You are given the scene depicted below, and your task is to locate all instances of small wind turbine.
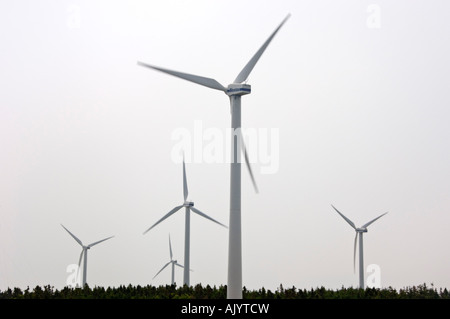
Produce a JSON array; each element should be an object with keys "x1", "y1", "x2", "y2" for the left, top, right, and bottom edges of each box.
[
  {"x1": 331, "y1": 205, "x2": 387, "y2": 289},
  {"x1": 138, "y1": 14, "x2": 290, "y2": 299},
  {"x1": 152, "y1": 234, "x2": 186, "y2": 285},
  {"x1": 143, "y1": 158, "x2": 227, "y2": 287},
  {"x1": 61, "y1": 224, "x2": 114, "y2": 287}
]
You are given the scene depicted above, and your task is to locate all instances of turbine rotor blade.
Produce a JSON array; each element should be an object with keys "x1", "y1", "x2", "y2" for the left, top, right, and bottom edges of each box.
[
  {"x1": 143, "y1": 205, "x2": 184, "y2": 235},
  {"x1": 169, "y1": 234, "x2": 173, "y2": 260},
  {"x1": 331, "y1": 205, "x2": 356, "y2": 229},
  {"x1": 61, "y1": 224, "x2": 83, "y2": 247},
  {"x1": 234, "y1": 14, "x2": 291, "y2": 84},
  {"x1": 76, "y1": 247, "x2": 85, "y2": 284},
  {"x1": 137, "y1": 62, "x2": 227, "y2": 92},
  {"x1": 87, "y1": 235, "x2": 114, "y2": 248},
  {"x1": 240, "y1": 135, "x2": 259, "y2": 194},
  {"x1": 354, "y1": 232, "x2": 358, "y2": 273},
  {"x1": 183, "y1": 158, "x2": 188, "y2": 202},
  {"x1": 190, "y1": 206, "x2": 228, "y2": 229},
  {"x1": 361, "y1": 212, "x2": 388, "y2": 229},
  {"x1": 77, "y1": 250, "x2": 84, "y2": 269},
  {"x1": 153, "y1": 262, "x2": 171, "y2": 280},
  {"x1": 175, "y1": 263, "x2": 184, "y2": 268}
]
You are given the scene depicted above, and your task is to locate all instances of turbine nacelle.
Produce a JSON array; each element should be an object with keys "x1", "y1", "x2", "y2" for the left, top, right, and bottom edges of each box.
[
  {"x1": 184, "y1": 201, "x2": 194, "y2": 207},
  {"x1": 356, "y1": 228, "x2": 368, "y2": 233},
  {"x1": 226, "y1": 83, "x2": 251, "y2": 96}
]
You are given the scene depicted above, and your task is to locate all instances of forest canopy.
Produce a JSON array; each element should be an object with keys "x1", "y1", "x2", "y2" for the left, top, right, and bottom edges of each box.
[{"x1": 0, "y1": 283, "x2": 448, "y2": 299}]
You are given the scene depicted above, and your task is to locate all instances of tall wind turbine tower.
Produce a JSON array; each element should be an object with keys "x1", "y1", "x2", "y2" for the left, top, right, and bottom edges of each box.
[
  {"x1": 138, "y1": 14, "x2": 290, "y2": 299},
  {"x1": 331, "y1": 205, "x2": 387, "y2": 289}
]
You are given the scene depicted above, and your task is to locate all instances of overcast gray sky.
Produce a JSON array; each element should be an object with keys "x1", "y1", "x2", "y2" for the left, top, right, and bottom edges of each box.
[{"x1": 1, "y1": 0, "x2": 450, "y2": 292}]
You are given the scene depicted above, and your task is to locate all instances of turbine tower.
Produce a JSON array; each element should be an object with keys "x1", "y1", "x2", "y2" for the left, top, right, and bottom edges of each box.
[
  {"x1": 143, "y1": 158, "x2": 227, "y2": 287},
  {"x1": 331, "y1": 205, "x2": 387, "y2": 289},
  {"x1": 153, "y1": 234, "x2": 186, "y2": 285},
  {"x1": 138, "y1": 14, "x2": 290, "y2": 299},
  {"x1": 61, "y1": 224, "x2": 114, "y2": 287}
]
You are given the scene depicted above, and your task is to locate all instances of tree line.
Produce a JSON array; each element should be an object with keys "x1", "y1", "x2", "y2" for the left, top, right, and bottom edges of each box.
[{"x1": 0, "y1": 283, "x2": 448, "y2": 299}]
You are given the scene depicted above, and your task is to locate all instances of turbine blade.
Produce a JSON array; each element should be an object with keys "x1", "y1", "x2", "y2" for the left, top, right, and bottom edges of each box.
[
  {"x1": 190, "y1": 206, "x2": 228, "y2": 229},
  {"x1": 331, "y1": 205, "x2": 356, "y2": 229},
  {"x1": 183, "y1": 158, "x2": 188, "y2": 202},
  {"x1": 175, "y1": 263, "x2": 184, "y2": 268},
  {"x1": 354, "y1": 232, "x2": 358, "y2": 274},
  {"x1": 76, "y1": 248, "x2": 84, "y2": 286},
  {"x1": 234, "y1": 14, "x2": 291, "y2": 83},
  {"x1": 153, "y1": 262, "x2": 171, "y2": 280},
  {"x1": 361, "y1": 212, "x2": 388, "y2": 229},
  {"x1": 77, "y1": 249, "x2": 84, "y2": 274},
  {"x1": 143, "y1": 205, "x2": 184, "y2": 235},
  {"x1": 87, "y1": 235, "x2": 114, "y2": 248},
  {"x1": 169, "y1": 234, "x2": 173, "y2": 260},
  {"x1": 61, "y1": 224, "x2": 83, "y2": 247},
  {"x1": 240, "y1": 135, "x2": 259, "y2": 194},
  {"x1": 137, "y1": 61, "x2": 227, "y2": 92}
]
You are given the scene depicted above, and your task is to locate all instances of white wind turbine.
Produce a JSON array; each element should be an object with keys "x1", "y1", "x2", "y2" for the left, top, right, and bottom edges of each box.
[
  {"x1": 331, "y1": 205, "x2": 387, "y2": 289},
  {"x1": 153, "y1": 234, "x2": 186, "y2": 285},
  {"x1": 143, "y1": 158, "x2": 227, "y2": 287},
  {"x1": 61, "y1": 224, "x2": 114, "y2": 287},
  {"x1": 138, "y1": 14, "x2": 290, "y2": 299}
]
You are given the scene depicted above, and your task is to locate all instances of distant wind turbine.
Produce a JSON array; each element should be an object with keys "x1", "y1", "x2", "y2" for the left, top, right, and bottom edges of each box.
[
  {"x1": 138, "y1": 14, "x2": 290, "y2": 299},
  {"x1": 331, "y1": 205, "x2": 387, "y2": 289},
  {"x1": 143, "y1": 158, "x2": 227, "y2": 287},
  {"x1": 61, "y1": 224, "x2": 114, "y2": 287},
  {"x1": 153, "y1": 234, "x2": 187, "y2": 285}
]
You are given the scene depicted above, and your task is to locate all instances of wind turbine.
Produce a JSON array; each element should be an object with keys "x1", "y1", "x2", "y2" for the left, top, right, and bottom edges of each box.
[
  {"x1": 61, "y1": 224, "x2": 114, "y2": 287},
  {"x1": 331, "y1": 205, "x2": 387, "y2": 289},
  {"x1": 138, "y1": 14, "x2": 290, "y2": 299},
  {"x1": 143, "y1": 158, "x2": 227, "y2": 287},
  {"x1": 153, "y1": 234, "x2": 186, "y2": 285}
]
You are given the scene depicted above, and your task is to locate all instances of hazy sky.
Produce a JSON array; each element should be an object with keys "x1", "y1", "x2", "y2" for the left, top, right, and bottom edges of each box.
[{"x1": 1, "y1": 0, "x2": 450, "y2": 292}]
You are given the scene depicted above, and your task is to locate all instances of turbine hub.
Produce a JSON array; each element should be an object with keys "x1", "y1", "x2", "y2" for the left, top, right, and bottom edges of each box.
[{"x1": 226, "y1": 83, "x2": 251, "y2": 96}]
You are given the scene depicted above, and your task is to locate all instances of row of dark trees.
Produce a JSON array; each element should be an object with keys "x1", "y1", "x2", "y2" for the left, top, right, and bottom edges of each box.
[{"x1": 0, "y1": 283, "x2": 449, "y2": 299}]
